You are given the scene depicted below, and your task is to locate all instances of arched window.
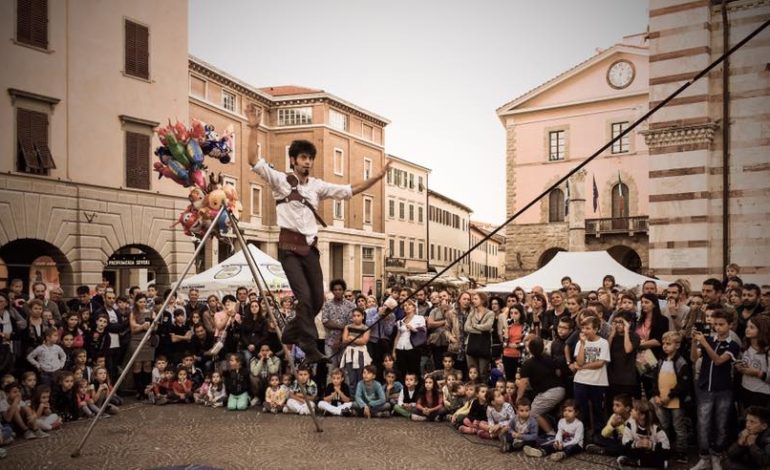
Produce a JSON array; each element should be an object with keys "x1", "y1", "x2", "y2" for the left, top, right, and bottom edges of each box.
[
  {"x1": 611, "y1": 183, "x2": 629, "y2": 218},
  {"x1": 548, "y1": 188, "x2": 565, "y2": 222}
]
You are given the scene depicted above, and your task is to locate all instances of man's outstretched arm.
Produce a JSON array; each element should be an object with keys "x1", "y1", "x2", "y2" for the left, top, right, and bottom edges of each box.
[
  {"x1": 351, "y1": 160, "x2": 391, "y2": 195},
  {"x1": 246, "y1": 103, "x2": 263, "y2": 168}
]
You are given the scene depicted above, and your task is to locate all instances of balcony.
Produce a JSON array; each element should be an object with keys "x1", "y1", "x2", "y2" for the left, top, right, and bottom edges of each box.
[{"x1": 585, "y1": 216, "x2": 648, "y2": 237}]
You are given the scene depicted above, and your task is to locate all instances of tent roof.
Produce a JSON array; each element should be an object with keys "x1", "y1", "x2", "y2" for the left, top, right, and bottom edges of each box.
[
  {"x1": 179, "y1": 245, "x2": 290, "y2": 296},
  {"x1": 479, "y1": 250, "x2": 669, "y2": 293}
]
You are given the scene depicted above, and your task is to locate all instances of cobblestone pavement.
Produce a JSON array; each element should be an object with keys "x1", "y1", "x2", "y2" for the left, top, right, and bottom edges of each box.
[{"x1": 1, "y1": 401, "x2": 657, "y2": 470}]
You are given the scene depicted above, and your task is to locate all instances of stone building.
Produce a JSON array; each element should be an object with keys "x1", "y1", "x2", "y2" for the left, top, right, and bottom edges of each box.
[
  {"x1": 469, "y1": 222, "x2": 505, "y2": 284},
  {"x1": 0, "y1": 0, "x2": 389, "y2": 297},
  {"x1": 189, "y1": 58, "x2": 389, "y2": 295},
  {"x1": 383, "y1": 154, "x2": 430, "y2": 283},
  {"x1": 0, "y1": 0, "x2": 191, "y2": 295},
  {"x1": 497, "y1": 33, "x2": 651, "y2": 280},
  {"x1": 428, "y1": 190, "x2": 472, "y2": 277},
  {"x1": 645, "y1": 0, "x2": 770, "y2": 285}
]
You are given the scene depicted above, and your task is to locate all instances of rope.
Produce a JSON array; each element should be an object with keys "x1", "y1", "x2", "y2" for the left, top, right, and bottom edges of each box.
[{"x1": 325, "y1": 16, "x2": 770, "y2": 364}]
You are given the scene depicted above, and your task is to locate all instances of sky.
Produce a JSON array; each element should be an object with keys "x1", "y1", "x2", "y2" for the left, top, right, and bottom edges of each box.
[{"x1": 189, "y1": 0, "x2": 649, "y2": 225}]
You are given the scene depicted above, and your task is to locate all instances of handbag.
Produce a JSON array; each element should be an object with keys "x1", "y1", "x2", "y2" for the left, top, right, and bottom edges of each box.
[
  {"x1": 427, "y1": 310, "x2": 448, "y2": 347},
  {"x1": 466, "y1": 331, "x2": 492, "y2": 358},
  {"x1": 410, "y1": 327, "x2": 427, "y2": 348}
]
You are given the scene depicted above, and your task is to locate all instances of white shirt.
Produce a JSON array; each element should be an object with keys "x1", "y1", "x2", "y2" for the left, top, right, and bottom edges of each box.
[
  {"x1": 252, "y1": 158, "x2": 353, "y2": 244},
  {"x1": 105, "y1": 305, "x2": 121, "y2": 349},
  {"x1": 573, "y1": 337, "x2": 611, "y2": 386},
  {"x1": 395, "y1": 315, "x2": 426, "y2": 351}
]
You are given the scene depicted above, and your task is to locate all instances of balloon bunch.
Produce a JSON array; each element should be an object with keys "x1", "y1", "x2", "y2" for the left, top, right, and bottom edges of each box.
[{"x1": 154, "y1": 120, "x2": 241, "y2": 241}]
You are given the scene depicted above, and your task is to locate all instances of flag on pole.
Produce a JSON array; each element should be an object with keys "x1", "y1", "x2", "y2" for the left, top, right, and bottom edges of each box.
[
  {"x1": 617, "y1": 171, "x2": 625, "y2": 217},
  {"x1": 592, "y1": 175, "x2": 599, "y2": 213},
  {"x1": 565, "y1": 180, "x2": 570, "y2": 216}
]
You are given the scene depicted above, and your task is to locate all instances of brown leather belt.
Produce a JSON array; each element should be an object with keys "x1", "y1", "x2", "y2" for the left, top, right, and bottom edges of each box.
[{"x1": 278, "y1": 228, "x2": 317, "y2": 256}]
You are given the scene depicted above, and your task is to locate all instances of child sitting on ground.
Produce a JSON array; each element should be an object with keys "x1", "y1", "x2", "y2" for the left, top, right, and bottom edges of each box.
[
  {"x1": 76, "y1": 379, "x2": 100, "y2": 419},
  {"x1": 285, "y1": 366, "x2": 318, "y2": 416},
  {"x1": 3, "y1": 381, "x2": 48, "y2": 439},
  {"x1": 500, "y1": 398, "x2": 538, "y2": 453},
  {"x1": 444, "y1": 382, "x2": 465, "y2": 416},
  {"x1": 725, "y1": 406, "x2": 770, "y2": 470},
  {"x1": 168, "y1": 368, "x2": 194, "y2": 404},
  {"x1": 146, "y1": 356, "x2": 169, "y2": 403},
  {"x1": 263, "y1": 374, "x2": 287, "y2": 414},
  {"x1": 617, "y1": 399, "x2": 670, "y2": 469},
  {"x1": 204, "y1": 371, "x2": 226, "y2": 407},
  {"x1": 91, "y1": 366, "x2": 120, "y2": 414},
  {"x1": 451, "y1": 383, "x2": 477, "y2": 427},
  {"x1": 411, "y1": 375, "x2": 445, "y2": 422},
  {"x1": 393, "y1": 372, "x2": 419, "y2": 418},
  {"x1": 318, "y1": 368, "x2": 353, "y2": 416},
  {"x1": 31, "y1": 385, "x2": 61, "y2": 431},
  {"x1": 383, "y1": 370, "x2": 403, "y2": 409},
  {"x1": 353, "y1": 365, "x2": 389, "y2": 418},
  {"x1": 194, "y1": 374, "x2": 211, "y2": 404},
  {"x1": 586, "y1": 393, "x2": 632, "y2": 456},
  {"x1": 524, "y1": 399, "x2": 584, "y2": 462},
  {"x1": 458, "y1": 384, "x2": 490, "y2": 435},
  {"x1": 483, "y1": 389, "x2": 514, "y2": 439},
  {"x1": 154, "y1": 370, "x2": 175, "y2": 406},
  {"x1": 51, "y1": 371, "x2": 78, "y2": 422}
]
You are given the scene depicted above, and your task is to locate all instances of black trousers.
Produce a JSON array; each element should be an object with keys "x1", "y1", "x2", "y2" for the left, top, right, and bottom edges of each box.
[{"x1": 278, "y1": 247, "x2": 325, "y2": 349}]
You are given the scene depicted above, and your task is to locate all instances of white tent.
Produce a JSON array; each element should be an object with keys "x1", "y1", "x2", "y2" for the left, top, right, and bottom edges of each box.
[
  {"x1": 479, "y1": 250, "x2": 669, "y2": 293},
  {"x1": 178, "y1": 245, "x2": 291, "y2": 297}
]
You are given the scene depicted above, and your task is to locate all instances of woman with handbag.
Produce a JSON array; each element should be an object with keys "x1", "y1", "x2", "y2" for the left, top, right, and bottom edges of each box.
[
  {"x1": 427, "y1": 294, "x2": 457, "y2": 370},
  {"x1": 464, "y1": 291, "x2": 495, "y2": 381},
  {"x1": 393, "y1": 299, "x2": 426, "y2": 377},
  {"x1": 636, "y1": 293, "x2": 669, "y2": 397}
]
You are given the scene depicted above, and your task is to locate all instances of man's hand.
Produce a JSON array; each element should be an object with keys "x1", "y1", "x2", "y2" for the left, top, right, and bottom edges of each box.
[
  {"x1": 363, "y1": 405, "x2": 371, "y2": 418},
  {"x1": 245, "y1": 103, "x2": 262, "y2": 128}
]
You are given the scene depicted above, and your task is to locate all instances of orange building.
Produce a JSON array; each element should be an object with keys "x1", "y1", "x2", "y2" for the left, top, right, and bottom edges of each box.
[{"x1": 189, "y1": 57, "x2": 389, "y2": 294}]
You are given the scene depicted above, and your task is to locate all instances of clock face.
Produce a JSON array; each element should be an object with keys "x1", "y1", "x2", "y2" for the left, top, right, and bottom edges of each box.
[{"x1": 607, "y1": 60, "x2": 635, "y2": 89}]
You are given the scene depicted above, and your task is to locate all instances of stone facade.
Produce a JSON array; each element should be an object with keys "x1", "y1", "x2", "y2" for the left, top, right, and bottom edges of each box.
[
  {"x1": 498, "y1": 34, "x2": 651, "y2": 280},
  {"x1": 646, "y1": 0, "x2": 770, "y2": 285}
]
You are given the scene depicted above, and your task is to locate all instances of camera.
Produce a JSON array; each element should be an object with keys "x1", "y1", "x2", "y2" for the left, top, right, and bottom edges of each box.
[{"x1": 695, "y1": 322, "x2": 711, "y2": 336}]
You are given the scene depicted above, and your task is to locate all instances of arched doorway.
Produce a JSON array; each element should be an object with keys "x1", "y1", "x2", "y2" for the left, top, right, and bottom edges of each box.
[
  {"x1": 608, "y1": 245, "x2": 642, "y2": 273},
  {"x1": 538, "y1": 247, "x2": 566, "y2": 268},
  {"x1": 0, "y1": 238, "x2": 74, "y2": 296},
  {"x1": 103, "y1": 244, "x2": 169, "y2": 296}
]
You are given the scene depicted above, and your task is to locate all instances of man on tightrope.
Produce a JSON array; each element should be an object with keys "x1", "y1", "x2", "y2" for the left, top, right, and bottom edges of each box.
[{"x1": 246, "y1": 104, "x2": 390, "y2": 364}]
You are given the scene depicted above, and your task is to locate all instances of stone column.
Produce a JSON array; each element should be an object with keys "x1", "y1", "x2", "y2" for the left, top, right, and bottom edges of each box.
[{"x1": 568, "y1": 169, "x2": 587, "y2": 252}]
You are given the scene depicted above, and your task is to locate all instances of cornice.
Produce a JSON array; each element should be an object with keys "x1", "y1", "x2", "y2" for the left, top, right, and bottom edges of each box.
[{"x1": 641, "y1": 121, "x2": 719, "y2": 148}]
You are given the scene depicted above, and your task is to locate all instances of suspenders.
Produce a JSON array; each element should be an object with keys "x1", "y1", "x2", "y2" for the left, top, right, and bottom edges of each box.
[{"x1": 276, "y1": 174, "x2": 328, "y2": 228}]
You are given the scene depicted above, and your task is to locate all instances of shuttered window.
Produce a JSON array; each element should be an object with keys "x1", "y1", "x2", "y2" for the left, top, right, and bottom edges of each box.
[
  {"x1": 17, "y1": 108, "x2": 54, "y2": 174},
  {"x1": 125, "y1": 20, "x2": 149, "y2": 79},
  {"x1": 17, "y1": 0, "x2": 48, "y2": 49},
  {"x1": 125, "y1": 132, "x2": 150, "y2": 189}
]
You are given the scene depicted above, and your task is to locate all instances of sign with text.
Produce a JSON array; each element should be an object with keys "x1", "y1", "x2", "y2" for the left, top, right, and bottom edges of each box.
[{"x1": 106, "y1": 253, "x2": 151, "y2": 267}]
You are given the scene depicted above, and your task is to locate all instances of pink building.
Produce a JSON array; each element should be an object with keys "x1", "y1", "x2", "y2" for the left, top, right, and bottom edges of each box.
[{"x1": 497, "y1": 33, "x2": 651, "y2": 278}]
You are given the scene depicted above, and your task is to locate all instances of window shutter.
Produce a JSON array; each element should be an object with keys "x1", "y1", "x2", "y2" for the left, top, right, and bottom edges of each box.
[
  {"x1": 135, "y1": 23, "x2": 149, "y2": 79},
  {"x1": 17, "y1": 0, "x2": 48, "y2": 49},
  {"x1": 17, "y1": 109, "x2": 38, "y2": 171},
  {"x1": 125, "y1": 20, "x2": 149, "y2": 79},
  {"x1": 126, "y1": 132, "x2": 150, "y2": 189},
  {"x1": 125, "y1": 20, "x2": 137, "y2": 76},
  {"x1": 29, "y1": 110, "x2": 55, "y2": 169}
]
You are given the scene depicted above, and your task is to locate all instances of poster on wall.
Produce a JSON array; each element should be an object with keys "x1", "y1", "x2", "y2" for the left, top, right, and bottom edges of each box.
[{"x1": 30, "y1": 256, "x2": 60, "y2": 294}]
